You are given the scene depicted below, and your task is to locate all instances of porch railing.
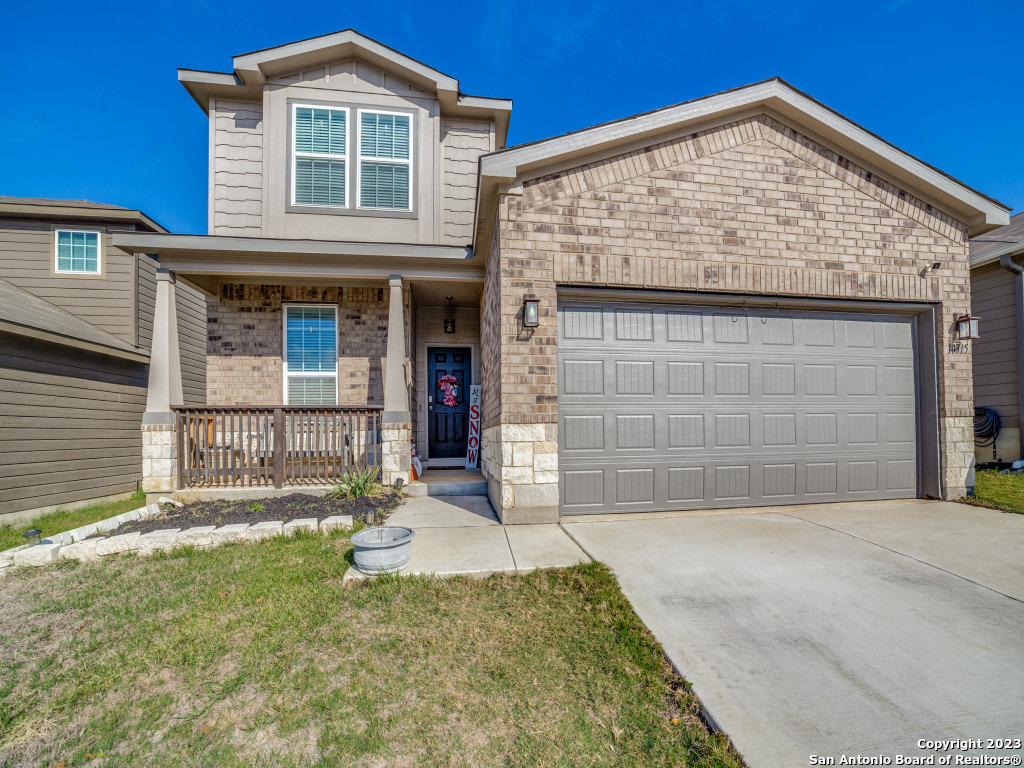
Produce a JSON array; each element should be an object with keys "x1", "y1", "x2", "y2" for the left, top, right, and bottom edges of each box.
[{"x1": 174, "y1": 407, "x2": 383, "y2": 488}]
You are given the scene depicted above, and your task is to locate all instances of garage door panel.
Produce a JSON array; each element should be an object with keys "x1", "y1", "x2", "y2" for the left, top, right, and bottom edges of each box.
[
  {"x1": 559, "y1": 301, "x2": 918, "y2": 514},
  {"x1": 558, "y1": 456, "x2": 917, "y2": 513},
  {"x1": 560, "y1": 408, "x2": 913, "y2": 455}
]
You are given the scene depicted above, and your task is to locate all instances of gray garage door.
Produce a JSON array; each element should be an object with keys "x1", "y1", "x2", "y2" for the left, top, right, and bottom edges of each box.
[{"x1": 557, "y1": 301, "x2": 919, "y2": 514}]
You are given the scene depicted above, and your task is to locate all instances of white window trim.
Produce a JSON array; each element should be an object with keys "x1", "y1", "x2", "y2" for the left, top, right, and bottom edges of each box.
[
  {"x1": 291, "y1": 103, "x2": 350, "y2": 209},
  {"x1": 54, "y1": 229, "x2": 102, "y2": 275},
  {"x1": 356, "y1": 108, "x2": 413, "y2": 212},
  {"x1": 282, "y1": 303, "x2": 340, "y2": 405}
]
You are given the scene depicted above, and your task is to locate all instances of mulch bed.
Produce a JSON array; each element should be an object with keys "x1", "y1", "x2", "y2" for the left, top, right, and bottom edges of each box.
[{"x1": 96, "y1": 492, "x2": 402, "y2": 538}]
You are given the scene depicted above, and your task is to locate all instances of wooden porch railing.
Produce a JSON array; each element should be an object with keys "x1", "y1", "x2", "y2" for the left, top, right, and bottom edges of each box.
[{"x1": 174, "y1": 407, "x2": 383, "y2": 488}]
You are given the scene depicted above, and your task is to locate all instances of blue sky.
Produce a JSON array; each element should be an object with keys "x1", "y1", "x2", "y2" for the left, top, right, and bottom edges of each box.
[{"x1": 1, "y1": 0, "x2": 1020, "y2": 233}]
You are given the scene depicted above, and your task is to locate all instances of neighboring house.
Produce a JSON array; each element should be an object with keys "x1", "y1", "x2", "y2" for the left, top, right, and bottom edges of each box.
[
  {"x1": 115, "y1": 30, "x2": 1009, "y2": 522},
  {"x1": 969, "y1": 212, "x2": 1024, "y2": 462},
  {"x1": 0, "y1": 198, "x2": 206, "y2": 518}
]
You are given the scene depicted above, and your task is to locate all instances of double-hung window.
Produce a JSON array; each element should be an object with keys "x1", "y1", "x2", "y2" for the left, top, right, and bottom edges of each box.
[
  {"x1": 55, "y1": 230, "x2": 101, "y2": 274},
  {"x1": 358, "y1": 110, "x2": 412, "y2": 210},
  {"x1": 284, "y1": 305, "x2": 338, "y2": 405},
  {"x1": 293, "y1": 105, "x2": 348, "y2": 207}
]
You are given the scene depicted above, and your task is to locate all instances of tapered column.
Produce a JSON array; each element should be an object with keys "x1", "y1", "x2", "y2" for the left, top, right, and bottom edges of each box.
[
  {"x1": 141, "y1": 269, "x2": 183, "y2": 496},
  {"x1": 381, "y1": 275, "x2": 411, "y2": 485}
]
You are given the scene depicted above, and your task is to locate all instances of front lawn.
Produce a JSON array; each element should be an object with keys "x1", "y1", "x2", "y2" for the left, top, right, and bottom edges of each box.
[
  {"x1": 0, "y1": 532, "x2": 743, "y2": 767},
  {"x1": 0, "y1": 492, "x2": 147, "y2": 552},
  {"x1": 967, "y1": 469, "x2": 1024, "y2": 515}
]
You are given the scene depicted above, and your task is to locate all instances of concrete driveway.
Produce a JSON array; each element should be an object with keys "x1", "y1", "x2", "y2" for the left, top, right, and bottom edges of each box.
[{"x1": 564, "y1": 500, "x2": 1024, "y2": 767}]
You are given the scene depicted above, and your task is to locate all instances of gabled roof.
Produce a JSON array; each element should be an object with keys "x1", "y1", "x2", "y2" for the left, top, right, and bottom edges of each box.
[
  {"x1": 970, "y1": 211, "x2": 1024, "y2": 268},
  {"x1": 0, "y1": 277, "x2": 148, "y2": 362},
  {"x1": 0, "y1": 197, "x2": 167, "y2": 232},
  {"x1": 476, "y1": 78, "x2": 1010, "y2": 252},
  {"x1": 179, "y1": 29, "x2": 512, "y2": 144}
]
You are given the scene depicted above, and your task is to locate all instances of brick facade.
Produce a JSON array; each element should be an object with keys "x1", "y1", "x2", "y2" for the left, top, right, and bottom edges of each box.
[
  {"x1": 481, "y1": 114, "x2": 974, "y2": 520},
  {"x1": 207, "y1": 284, "x2": 414, "y2": 408}
]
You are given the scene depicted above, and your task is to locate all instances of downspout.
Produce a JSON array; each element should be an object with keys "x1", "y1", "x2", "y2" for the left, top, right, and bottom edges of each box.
[{"x1": 999, "y1": 253, "x2": 1024, "y2": 458}]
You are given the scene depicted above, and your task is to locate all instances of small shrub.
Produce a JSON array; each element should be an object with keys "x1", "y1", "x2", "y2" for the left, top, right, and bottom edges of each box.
[
  {"x1": 248, "y1": 501, "x2": 265, "y2": 513},
  {"x1": 329, "y1": 466, "x2": 384, "y2": 500}
]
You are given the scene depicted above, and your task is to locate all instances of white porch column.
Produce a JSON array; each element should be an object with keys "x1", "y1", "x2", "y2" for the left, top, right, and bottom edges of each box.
[
  {"x1": 142, "y1": 269, "x2": 183, "y2": 496},
  {"x1": 381, "y1": 274, "x2": 411, "y2": 486}
]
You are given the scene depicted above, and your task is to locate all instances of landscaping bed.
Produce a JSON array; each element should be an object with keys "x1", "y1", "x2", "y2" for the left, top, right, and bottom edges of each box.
[
  {"x1": 96, "y1": 491, "x2": 402, "y2": 538},
  {"x1": 0, "y1": 537, "x2": 744, "y2": 767}
]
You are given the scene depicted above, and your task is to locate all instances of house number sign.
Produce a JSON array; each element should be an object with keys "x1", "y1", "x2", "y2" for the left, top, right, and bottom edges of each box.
[
  {"x1": 466, "y1": 385, "x2": 481, "y2": 469},
  {"x1": 948, "y1": 341, "x2": 970, "y2": 354}
]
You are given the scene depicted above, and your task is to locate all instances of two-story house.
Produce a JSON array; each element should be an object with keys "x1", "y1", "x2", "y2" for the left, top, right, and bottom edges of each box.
[
  {"x1": 116, "y1": 29, "x2": 1010, "y2": 523},
  {"x1": 0, "y1": 197, "x2": 206, "y2": 518}
]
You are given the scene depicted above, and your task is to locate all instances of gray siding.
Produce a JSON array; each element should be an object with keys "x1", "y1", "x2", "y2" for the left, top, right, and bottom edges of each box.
[
  {"x1": 971, "y1": 263, "x2": 1019, "y2": 424},
  {"x1": 136, "y1": 254, "x2": 207, "y2": 406},
  {"x1": 212, "y1": 99, "x2": 264, "y2": 236},
  {"x1": 176, "y1": 282, "x2": 207, "y2": 406},
  {"x1": 0, "y1": 332, "x2": 148, "y2": 515},
  {"x1": 0, "y1": 219, "x2": 138, "y2": 346},
  {"x1": 441, "y1": 118, "x2": 491, "y2": 244}
]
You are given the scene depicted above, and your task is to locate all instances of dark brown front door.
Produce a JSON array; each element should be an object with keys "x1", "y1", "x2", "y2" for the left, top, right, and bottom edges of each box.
[{"x1": 428, "y1": 348, "x2": 470, "y2": 460}]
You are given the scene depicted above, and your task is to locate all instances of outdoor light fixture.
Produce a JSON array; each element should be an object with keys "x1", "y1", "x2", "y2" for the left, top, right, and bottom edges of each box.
[
  {"x1": 955, "y1": 313, "x2": 980, "y2": 340},
  {"x1": 22, "y1": 528, "x2": 42, "y2": 546},
  {"x1": 522, "y1": 295, "x2": 539, "y2": 328},
  {"x1": 444, "y1": 296, "x2": 456, "y2": 334},
  {"x1": 920, "y1": 261, "x2": 942, "y2": 275}
]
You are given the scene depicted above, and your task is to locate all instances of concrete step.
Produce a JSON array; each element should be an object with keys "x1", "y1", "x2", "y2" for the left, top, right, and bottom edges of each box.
[{"x1": 406, "y1": 471, "x2": 487, "y2": 497}]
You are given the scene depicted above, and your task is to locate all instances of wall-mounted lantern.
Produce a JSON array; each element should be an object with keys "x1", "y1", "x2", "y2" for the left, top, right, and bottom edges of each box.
[
  {"x1": 444, "y1": 296, "x2": 456, "y2": 334},
  {"x1": 522, "y1": 295, "x2": 539, "y2": 328},
  {"x1": 955, "y1": 313, "x2": 980, "y2": 340}
]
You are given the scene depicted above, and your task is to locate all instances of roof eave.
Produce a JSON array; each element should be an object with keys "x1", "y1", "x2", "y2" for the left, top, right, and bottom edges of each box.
[
  {"x1": 0, "y1": 320, "x2": 150, "y2": 363},
  {"x1": 970, "y1": 240, "x2": 1024, "y2": 269},
  {"x1": 113, "y1": 231, "x2": 472, "y2": 259},
  {"x1": 0, "y1": 201, "x2": 167, "y2": 233},
  {"x1": 231, "y1": 29, "x2": 459, "y2": 96},
  {"x1": 178, "y1": 69, "x2": 257, "y2": 114}
]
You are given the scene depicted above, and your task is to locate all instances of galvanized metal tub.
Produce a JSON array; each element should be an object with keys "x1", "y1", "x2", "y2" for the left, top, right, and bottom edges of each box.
[{"x1": 350, "y1": 526, "x2": 415, "y2": 575}]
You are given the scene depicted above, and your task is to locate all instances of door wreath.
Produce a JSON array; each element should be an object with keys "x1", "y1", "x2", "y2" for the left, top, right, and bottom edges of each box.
[{"x1": 437, "y1": 374, "x2": 460, "y2": 407}]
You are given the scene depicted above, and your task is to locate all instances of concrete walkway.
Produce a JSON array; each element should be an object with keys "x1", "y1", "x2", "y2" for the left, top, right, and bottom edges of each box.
[
  {"x1": 379, "y1": 495, "x2": 589, "y2": 577},
  {"x1": 565, "y1": 500, "x2": 1024, "y2": 767}
]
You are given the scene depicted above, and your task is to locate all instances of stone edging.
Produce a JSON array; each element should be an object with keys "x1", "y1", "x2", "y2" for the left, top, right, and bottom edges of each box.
[{"x1": 1, "y1": 498, "x2": 353, "y2": 572}]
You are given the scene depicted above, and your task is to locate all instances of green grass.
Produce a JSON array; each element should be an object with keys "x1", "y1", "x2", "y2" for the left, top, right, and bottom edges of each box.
[
  {"x1": 967, "y1": 469, "x2": 1024, "y2": 515},
  {"x1": 0, "y1": 490, "x2": 146, "y2": 552},
  {"x1": 0, "y1": 533, "x2": 744, "y2": 767}
]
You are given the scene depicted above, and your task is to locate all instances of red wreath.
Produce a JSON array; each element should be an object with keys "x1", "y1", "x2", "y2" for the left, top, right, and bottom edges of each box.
[{"x1": 437, "y1": 374, "x2": 459, "y2": 407}]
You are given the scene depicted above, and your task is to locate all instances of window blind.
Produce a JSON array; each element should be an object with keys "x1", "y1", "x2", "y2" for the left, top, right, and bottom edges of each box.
[
  {"x1": 360, "y1": 112, "x2": 410, "y2": 159},
  {"x1": 295, "y1": 159, "x2": 346, "y2": 207},
  {"x1": 285, "y1": 306, "x2": 338, "y2": 405},
  {"x1": 295, "y1": 107, "x2": 346, "y2": 155},
  {"x1": 359, "y1": 112, "x2": 411, "y2": 209},
  {"x1": 294, "y1": 107, "x2": 347, "y2": 207}
]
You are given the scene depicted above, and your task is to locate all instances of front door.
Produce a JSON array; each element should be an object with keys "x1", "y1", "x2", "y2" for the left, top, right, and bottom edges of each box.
[{"x1": 428, "y1": 347, "x2": 470, "y2": 461}]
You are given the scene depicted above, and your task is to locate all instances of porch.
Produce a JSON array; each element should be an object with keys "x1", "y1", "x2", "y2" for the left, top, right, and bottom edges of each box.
[
  {"x1": 118, "y1": 232, "x2": 486, "y2": 497},
  {"x1": 174, "y1": 406, "x2": 382, "y2": 489}
]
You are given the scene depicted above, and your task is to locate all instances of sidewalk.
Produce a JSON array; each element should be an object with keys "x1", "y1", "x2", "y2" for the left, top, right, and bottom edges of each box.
[{"x1": 347, "y1": 495, "x2": 589, "y2": 578}]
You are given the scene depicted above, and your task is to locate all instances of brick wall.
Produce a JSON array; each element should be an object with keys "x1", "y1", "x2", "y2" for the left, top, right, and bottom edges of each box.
[
  {"x1": 487, "y1": 113, "x2": 975, "y2": 507},
  {"x1": 480, "y1": 223, "x2": 502, "y2": 429},
  {"x1": 207, "y1": 284, "x2": 390, "y2": 406}
]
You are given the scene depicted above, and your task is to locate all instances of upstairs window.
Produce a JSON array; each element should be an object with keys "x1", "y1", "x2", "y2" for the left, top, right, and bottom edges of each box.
[
  {"x1": 284, "y1": 305, "x2": 338, "y2": 406},
  {"x1": 358, "y1": 110, "x2": 412, "y2": 210},
  {"x1": 293, "y1": 105, "x2": 348, "y2": 207},
  {"x1": 55, "y1": 230, "x2": 101, "y2": 274}
]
